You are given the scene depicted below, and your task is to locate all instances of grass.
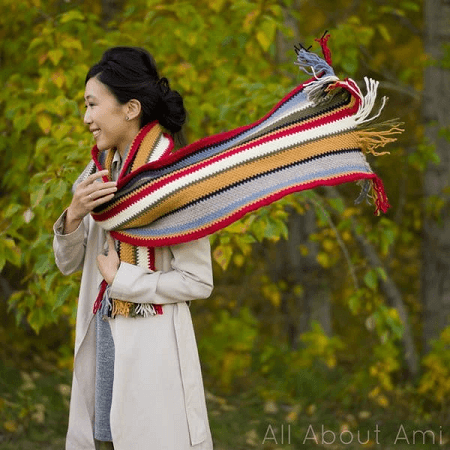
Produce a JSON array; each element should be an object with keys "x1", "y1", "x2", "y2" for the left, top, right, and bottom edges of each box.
[{"x1": 0, "y1": 361, "x2": 448, "y2": 450}]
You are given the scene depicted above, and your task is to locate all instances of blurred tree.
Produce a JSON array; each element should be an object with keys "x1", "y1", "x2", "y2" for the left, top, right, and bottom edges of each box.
[
  {"x1": 270, "y1": 1, "x2": 332, "y2": 349},
  {"x1": 101, "y1": 0, "x2": 125, "y2": 24},
  {"x1": 421, "y1": 0, "x2": 450, "y2": 351}
]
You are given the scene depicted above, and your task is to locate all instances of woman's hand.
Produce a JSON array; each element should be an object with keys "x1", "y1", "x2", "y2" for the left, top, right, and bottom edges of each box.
[
  {"x1": 97, "y1": 233, "x2": 120, "y2": 285},
  {"x1": 65, "y1": 170, "x2": 117, "y2": 233}
]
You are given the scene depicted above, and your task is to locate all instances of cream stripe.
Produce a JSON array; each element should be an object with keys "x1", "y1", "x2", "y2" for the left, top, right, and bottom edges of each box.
[
  {"x1": 149, "y1": 134, "x2": 171, "y2": 162},
  {"x1": 98, "y1": 116, "x2": 357, "y2": 230},
  {"x1": 137, "y1": 246, "x2": 149, "y2": 269}
]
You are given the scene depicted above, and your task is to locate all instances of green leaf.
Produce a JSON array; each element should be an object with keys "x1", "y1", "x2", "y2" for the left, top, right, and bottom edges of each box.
[
  {"x1": 53, "y1": 284, "x2": 73, "y2": 311},
  {"x1": 34, "y1": 253, "x2": 52, "y2": 276},
  {"x1": 60, "y1": 10, "x2": 85, "y2": 24},
  {"x1": 48, "y1": 49, "x2": 64, "y2": 66},
  {"x1": 4, "y1": 203, "x2": 21, "y2": 219},
  {"x1": 3, "y1": 238, "x2": 21, "y2": 266},
  {"x1": 377, "y1": 24, "x2": 391, "y2": 42},
  {"x1": 256, "y1": 18, "x2": 277, "y2": 51},
  {"x1": 364, "y1": 270, "x2": 378, "y2": 290},
  {"x1": 45, "y1": 271, "x2": 58, "y2": 292},
  {"x1": 0, "y1": 252, "x2": 5, "y2": 272},
  {"x1": 328, "y1": 197, "x2": 345, "y2": 214},
  {"x1": 30, "y1": 185, "x2": 47, "y2": 208},
  {"x1": 13, "y1": 114, "x2": 30, "y2": 133},
  {"x1": 36, "y1": 137, "x2": 53, "y2": 154}
]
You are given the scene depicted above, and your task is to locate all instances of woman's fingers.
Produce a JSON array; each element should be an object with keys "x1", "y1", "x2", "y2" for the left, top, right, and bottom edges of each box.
[
  {"x1": 81, "y1": 169, "x2": 110, "y2": 186},
  {"x1": 88, "y1": 184, "x2": 117, "y2": 201},
  {"x1": 90, "y1": 192, "x2": 116, "y2": 208}
]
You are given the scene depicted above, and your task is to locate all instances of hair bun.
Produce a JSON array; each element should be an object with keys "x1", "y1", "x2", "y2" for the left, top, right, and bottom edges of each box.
[
  {"x1": 156, "y1": 78, "x2": 186, "y2": 133},
  {"x1": 157, "y1": 77, "x2": 170, "y2": 95}
]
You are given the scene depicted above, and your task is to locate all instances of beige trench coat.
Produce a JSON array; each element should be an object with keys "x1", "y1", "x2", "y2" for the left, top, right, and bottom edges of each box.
[{"x1": 53, "y1": 211, "x2": 214, "y2": 450}]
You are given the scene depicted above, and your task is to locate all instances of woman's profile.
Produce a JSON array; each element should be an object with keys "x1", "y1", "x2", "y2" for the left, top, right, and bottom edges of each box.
[{"x1": 53, "y1": 47, "x2": 214, "y2": 450}]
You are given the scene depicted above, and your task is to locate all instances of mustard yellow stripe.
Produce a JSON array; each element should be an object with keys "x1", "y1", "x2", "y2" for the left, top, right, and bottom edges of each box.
[
  {"x1": 119, "y1": 241, "x2": 136, "y2": 265},
  {"x1": 118, "y1": 131, "x2": 360, "y2": 229},
  {"x1": 131, "y1": 123, "x2": 163, "y2": 170},
  {"x1": 105, "y1": 149, "x2": 115, "y2": 180},
  {"x1": 126, "y1": 95, "x2": 357, "y2": 184}
]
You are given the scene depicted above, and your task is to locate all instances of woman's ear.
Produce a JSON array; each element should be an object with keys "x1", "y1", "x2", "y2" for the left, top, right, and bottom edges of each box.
[{"x1": 126, "y1": 99, "x2": 142, "y2": 121}]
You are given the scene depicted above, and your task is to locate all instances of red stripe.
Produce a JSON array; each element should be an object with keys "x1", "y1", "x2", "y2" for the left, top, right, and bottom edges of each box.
[
  {"x1": 93, "y1": 104, "x2": 359, "y2": 223},
  {"x1": 109, "y1": 172, "x2": 380, "y2": 247},
  {"x1": 120, "y1": 122, "x2": 157, "y2": 176},
  {"x1": 148, "y1": 246, "x2": 155, "y2": 271},
  {"x1": 108, "y1": 75, "x2": 336, "y2": 186},
  {"x1": 114, "y1": 92, "x2": 359, "y2": 188}
]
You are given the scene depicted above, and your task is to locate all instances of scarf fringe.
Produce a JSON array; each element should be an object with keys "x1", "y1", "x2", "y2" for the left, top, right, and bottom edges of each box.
[
  {"x1": 109, "y1": 299, "x2": 163, "y2": 318},
  {"x1": 134, "y1": 302, "x2": 158, "y2": 317},
  {"x1": 303, "y1": 75, "x2": 340, "y2": 104},
  {"x1": 371, "y1": 176, "x2": 391, "y2": 216},
  {"x1": 295, "y1": 46, "x2": 335, "y2": 79},
  {"x1": 111, "y1": 299, "x2": 134, "y2": 318},
  {"x1": 358, "y1": 121, "x2": 404, "y2": 156},
  {"x1": 354, "y1": 177, "x2": 391, "y2": 215}
]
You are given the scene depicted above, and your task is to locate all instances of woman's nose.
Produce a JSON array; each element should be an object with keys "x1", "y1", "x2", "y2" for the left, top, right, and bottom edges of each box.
[{"x1": 84, "y1": 109, "x2": 91, "y2": 125}]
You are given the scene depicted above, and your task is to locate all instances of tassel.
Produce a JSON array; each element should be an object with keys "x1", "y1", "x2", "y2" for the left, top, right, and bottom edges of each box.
[
  {"x1": 295, "y1": 47, "x2": 335, "y2": 79},
  {"x1": 358, "y1": 121, "x2": 404, "y2": 156},
  {"x1": 354, "y1": 179, "x2": 372, "y2": 205},
  {"x1": 303, "y1": 75, "x2": 340, "y2": 104},
  {"x1": 134, "y1": 303, "x2": 157, "y2": 317},
  {"x1": 371, "y1": 176, "x2": 391, "y2": 215},
  {"x1": 93, "y1": 279, "x2": 108, "y2": 315},
  {"x1": 111, "y1": 299, "x2": 133, "y2": 318},
  {"x1": 315, "y1": 30, "x2": 333, "y2": 66}
]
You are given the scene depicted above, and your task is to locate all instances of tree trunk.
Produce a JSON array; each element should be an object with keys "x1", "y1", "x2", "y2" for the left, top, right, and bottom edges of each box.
[
  {"x1": 101, "y1": 0, "x2": 124, "y2": 26},
  {"x1": 421, "y1": 0, "x2": 450, "y2": 352},
  {"x1": 354, "y1": 232, "x2": 419, "y2": 377},
  {"x1": 270, "y1": 2, "x2": 332, "y2": 348},
  {"x1": 271, "y1": 209, "x2": 332, "y2": 349}
]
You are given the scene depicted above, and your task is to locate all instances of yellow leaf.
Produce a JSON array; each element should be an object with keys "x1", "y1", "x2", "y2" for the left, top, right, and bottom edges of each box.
[
  {"x1": 233, "y1": 254, "x2": 245, "y2": 267},
  {"x1": 256, "y1": 19, "x2": 277, "y2": 52},
  {"x1": 316, "y1": 252, "x2": 330, "y2": 268},
  {"x1": 377, "y1": 24, "x2": 391, "y2": 42},
  {"x1": 208, "y1": 0, "x2": 226, "y2": 13},
  {"x1": 213, "y1": 245, "x2": 232, "y2": 270},
  {"x1": 263, "y1": 400, "x2": 278, "y2": 414},
  {"x1": 37, "y1": 113, "x2": 52, "y2": 134},
  {"x1": 51, "y1": 71, "x2": 66, "y2": 88},
  {"x1": 256, "y1": 30, "x2": 271, "y2": 52},
  {"x1": 60, "y1": 9, "x2": 85, "y2": 23},
  {"x1": 243, "y1": 10, "x2": 258, "y2": 32},
  {"x1": 3, "y1": 420, "x2": 18, "y2": 433},
  {"x1": 48, "y1": 49, "x2": 63, "y2": 65},
  {"x1": 61, "y1": 37, "x2": 83, "y2": 51}
]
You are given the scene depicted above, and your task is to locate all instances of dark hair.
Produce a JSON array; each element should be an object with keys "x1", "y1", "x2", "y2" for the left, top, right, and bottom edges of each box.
[{"x1": 86, "y1": 47, "x2": 187, "y2": 139}]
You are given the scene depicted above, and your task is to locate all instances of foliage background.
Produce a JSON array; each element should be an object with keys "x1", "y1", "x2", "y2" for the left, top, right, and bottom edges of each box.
[{"x1": 1, "y1": 0, "x2": 449, "y2": 448}]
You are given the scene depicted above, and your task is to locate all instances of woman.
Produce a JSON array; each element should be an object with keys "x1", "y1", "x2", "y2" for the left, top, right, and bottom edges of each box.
[{"x1": 53, "y1": 47, "x2": 214, "y2": 450}]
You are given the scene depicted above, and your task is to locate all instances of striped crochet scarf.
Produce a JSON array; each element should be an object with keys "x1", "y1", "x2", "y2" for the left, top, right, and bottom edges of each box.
[{"x1": 83, "y1": 35, "x2": 402, "y2": 318}]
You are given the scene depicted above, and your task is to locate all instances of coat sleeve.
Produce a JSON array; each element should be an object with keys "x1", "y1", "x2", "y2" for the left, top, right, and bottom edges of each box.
[
  {"x1": 53, "y1": 210, "x2": 88, "y2": 275},
  {"x1": 108, "y1": 237, "x2": 213, "y2": 304}
]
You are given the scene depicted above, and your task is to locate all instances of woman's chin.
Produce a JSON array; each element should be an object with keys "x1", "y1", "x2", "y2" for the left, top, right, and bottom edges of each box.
[{"x1": 95, "y1": 140, "x2": 109, "y2": 151}]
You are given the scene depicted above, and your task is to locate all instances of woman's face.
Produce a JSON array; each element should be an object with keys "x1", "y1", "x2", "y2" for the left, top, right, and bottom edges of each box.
[{"x1": 84, "y1": 76, "x2": 137, "y2": 155}]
